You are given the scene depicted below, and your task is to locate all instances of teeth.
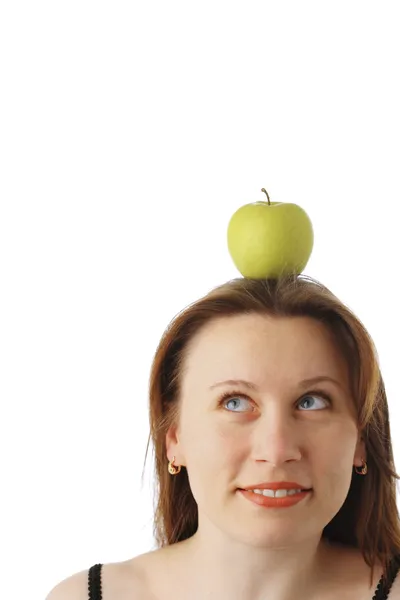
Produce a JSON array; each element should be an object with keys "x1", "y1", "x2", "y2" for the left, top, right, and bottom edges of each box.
[{"x1": 250, "y1": 489, "x2": 302, "y2": 497}]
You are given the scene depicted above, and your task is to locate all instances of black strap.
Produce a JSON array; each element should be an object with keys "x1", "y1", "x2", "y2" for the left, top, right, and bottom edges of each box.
[
  {"x1": 88, "y1": 563, "x2": 103, "y2": 600},
  {"x1": 372, "y1": 554, "x2": 400, "y2": 600}
]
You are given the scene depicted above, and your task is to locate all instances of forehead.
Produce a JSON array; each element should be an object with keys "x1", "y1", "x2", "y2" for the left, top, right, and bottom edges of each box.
[{"x1": 181, "y1": 313, "x2": 349, "y2": 385}]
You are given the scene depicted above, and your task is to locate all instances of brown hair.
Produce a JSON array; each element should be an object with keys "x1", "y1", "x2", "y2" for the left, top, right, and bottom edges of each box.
[{"x1": 142, "y1": 274, "x2": 400, "y2": 588}]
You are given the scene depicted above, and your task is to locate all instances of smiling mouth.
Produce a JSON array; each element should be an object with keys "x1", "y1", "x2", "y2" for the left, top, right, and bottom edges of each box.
[
  {"x1": 238, "y1": 488, "x2": 313, "y2": 492},
  {"x1": 238, "y1": 488, "x2": 312, "y2": 495},
  {"x1": 238, "y1": 488, "x2": 313, "y2": 507}
]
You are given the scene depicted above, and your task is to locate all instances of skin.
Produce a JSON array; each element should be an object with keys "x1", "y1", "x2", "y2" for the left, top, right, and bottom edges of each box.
[{"x1": 165, "y1": 313, "x2": 367, "y2": 600}]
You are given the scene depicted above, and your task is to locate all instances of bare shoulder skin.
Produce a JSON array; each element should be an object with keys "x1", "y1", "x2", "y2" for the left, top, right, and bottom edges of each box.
[
  {"x1": 115, "y1": 542, "x2": 395, "y2": 600},
  {"x1": 45, "y1": 542, "x2": 400, "y2": 600},
  {"x1": 45, "y1": 558, "x2": 152, "y2": 600}
]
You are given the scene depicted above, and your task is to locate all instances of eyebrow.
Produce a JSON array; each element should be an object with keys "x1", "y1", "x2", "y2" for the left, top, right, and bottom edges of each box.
[{"x1": 209, "y1": 375, "x2": 344, "y2": 392}]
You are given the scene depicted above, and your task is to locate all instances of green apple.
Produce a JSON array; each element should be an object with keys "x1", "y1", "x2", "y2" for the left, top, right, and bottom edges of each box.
[{"x1": 227, "y1": 188, "x2": 314, "y2": 279}]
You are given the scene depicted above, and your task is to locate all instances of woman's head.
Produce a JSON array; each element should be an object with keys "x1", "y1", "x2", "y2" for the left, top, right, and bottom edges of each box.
[
  {"x1": 144, "y1": 274, "x2": 400, "y2": 584},
  {"x1": 164, "y1": 311, "x2": 362, "y2": 550}
]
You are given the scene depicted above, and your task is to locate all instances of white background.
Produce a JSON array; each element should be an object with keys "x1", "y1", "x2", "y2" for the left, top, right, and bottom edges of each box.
[{"x1": 1, "y1": 2, "x2": 399, "y2": 598}]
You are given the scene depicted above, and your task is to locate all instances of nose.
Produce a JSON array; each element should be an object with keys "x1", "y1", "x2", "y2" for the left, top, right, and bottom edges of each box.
[{"x1": 250, "y1": 409, "x2": 303, "y2": 466}]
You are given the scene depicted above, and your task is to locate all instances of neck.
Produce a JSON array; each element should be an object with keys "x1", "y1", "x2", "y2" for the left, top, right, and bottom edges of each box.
[{"x1": 174, "y1": 523, "x2": 333, "y2": 600}]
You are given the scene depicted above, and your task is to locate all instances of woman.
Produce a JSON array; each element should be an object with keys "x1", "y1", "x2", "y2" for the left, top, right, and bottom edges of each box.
[{"x1": 47, "y1": 275, "x2": 400, "y2": 600}]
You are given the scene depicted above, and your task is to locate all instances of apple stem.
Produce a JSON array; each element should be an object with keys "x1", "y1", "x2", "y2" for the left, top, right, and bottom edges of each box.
[{"x1": 261, "y1": 188, "x2": 271, "y2": 205}]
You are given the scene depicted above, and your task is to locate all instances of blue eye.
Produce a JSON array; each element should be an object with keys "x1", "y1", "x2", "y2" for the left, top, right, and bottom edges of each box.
[
  {"x1": 219, "y1": 390, "x2": 331, "y2": 413},
  {"x1": 224, "y1": 396, "x2": 253, "y2": 413},
  {"x1": 298, "y1": 395, "x2": 329, "y2": 410}
]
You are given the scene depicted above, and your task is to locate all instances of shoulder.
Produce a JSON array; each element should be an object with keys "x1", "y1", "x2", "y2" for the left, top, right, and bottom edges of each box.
[
  {"x1": 45, "y1": 568, "x2": 89, "y2": 600},
  {"x1": 45, "y1": 559, "x2": 149, "y2": 600},
  {"x1": 329, "y1": 544, "x2": 400, "y2": 600}
]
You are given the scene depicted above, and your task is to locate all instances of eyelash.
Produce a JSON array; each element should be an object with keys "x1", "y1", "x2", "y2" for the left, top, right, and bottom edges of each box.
[{"x1": 217, "y1": 389, "x2": 333, "y2": 413}]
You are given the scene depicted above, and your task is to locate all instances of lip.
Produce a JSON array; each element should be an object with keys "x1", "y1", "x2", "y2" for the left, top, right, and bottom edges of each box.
[
  {"x1": 239, "y1": 488, "x2": 312, "y2": 508},
  {"x1": 240, "y1": 481, "x2": 312, "y2": 491}
]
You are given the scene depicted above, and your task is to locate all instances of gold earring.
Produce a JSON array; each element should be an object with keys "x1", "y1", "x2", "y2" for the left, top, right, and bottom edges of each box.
[
  {"x1": 355, "y1": 459, "x2": 368, "y2": 475},
  {"x1": 168, "y1": 456, "x2": 181, "y2": 475}
]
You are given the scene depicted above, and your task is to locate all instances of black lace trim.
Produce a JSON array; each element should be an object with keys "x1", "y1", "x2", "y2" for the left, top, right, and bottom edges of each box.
[
  {"x1": 372, "y1": 554, "x2": 400, "y2": 600},
  {"x1": 88, "y1": 563, "x2": 103, "y2": 600}
]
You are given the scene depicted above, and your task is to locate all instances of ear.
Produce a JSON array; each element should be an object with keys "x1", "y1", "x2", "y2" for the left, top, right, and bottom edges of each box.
[
  {"x1": 354, "y1": 434, "x2": 367, "y2": 468},
  {"x1": 165, "y1": 423, "x2": 185, "y2": 466}
]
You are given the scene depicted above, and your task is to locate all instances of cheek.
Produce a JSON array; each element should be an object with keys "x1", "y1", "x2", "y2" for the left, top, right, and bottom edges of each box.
[
  {"x1": 181, "y1": 420, "x2": 245, "y2": 496},
  {"x1": 183, "y1": 418, "x2": 245, "y2": 463},
  {"x1": 211, "y1": 423, "x2": 249, "y2": 467},
  {"x1": 311, "y1": 425, "x2": 358, "y2": 501},
  {"x1": 185, "y1": 425, "x2": 246, "y2": 514},
  {"x1": 318, "y1": 420, "x2": 358, "y2": 464}
]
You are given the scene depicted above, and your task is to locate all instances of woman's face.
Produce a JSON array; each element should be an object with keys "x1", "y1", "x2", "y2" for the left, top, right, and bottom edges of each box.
[{"x1": 166, "y1": 313, "x2": 365, "y2": 548}]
